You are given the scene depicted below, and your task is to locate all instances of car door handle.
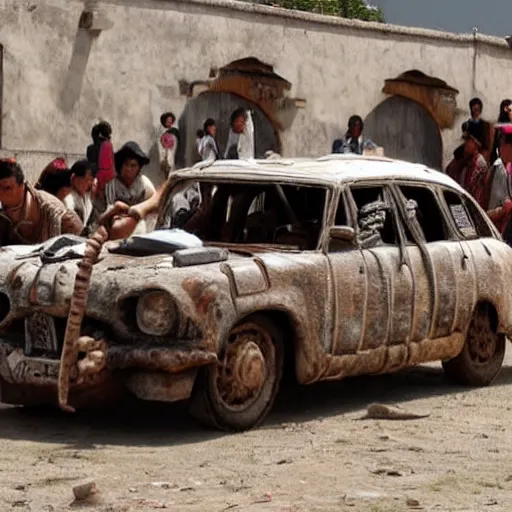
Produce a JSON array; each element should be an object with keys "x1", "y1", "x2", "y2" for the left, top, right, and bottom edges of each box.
[{"x1": 359, "y1": 264, "x2": 364, "y2": 274}]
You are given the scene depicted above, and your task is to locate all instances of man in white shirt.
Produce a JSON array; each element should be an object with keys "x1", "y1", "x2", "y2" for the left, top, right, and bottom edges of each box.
[{"x1": 224, "y1": 108, "x2": 255, "y2": 160}]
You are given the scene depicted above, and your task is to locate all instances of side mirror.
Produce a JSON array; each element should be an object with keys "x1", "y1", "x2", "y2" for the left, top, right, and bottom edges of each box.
[{"x1": 329, "y1": 226, "x2": 356, "y2": 244}]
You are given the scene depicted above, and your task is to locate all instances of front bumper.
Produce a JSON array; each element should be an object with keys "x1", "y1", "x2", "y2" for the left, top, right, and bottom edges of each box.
[{"x1": 0, "y1": 312, "x2": 217, "y2": 408}]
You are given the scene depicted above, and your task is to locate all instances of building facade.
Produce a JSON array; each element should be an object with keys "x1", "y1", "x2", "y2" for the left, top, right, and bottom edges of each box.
[{"x1": 0, "y1": 0, "x2": 511, "y2": 183}]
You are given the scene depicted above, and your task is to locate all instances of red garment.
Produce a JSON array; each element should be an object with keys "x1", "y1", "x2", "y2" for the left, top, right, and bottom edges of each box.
[
  {"x1": 463, "y1": 153, "x2": 489, "y2": 209},
  {"x1": 96, "y1": 140, "x2": 115, "y2": 193}
]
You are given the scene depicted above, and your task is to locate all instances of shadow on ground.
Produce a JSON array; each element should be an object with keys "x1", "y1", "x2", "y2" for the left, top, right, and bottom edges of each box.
[{"x1": 1, "y1": 363, "x2": 512, "y2": 447}]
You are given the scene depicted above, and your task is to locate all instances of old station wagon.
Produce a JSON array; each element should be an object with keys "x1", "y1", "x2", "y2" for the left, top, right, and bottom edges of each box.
[{"x1": 0, "y1": 155, "x2": 510, "y2": 430}]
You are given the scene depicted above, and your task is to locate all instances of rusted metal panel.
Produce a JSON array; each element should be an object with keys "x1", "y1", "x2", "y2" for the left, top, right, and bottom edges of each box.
[{"x1": 329, "y1": 249, "x2": 366, "y2": 355}]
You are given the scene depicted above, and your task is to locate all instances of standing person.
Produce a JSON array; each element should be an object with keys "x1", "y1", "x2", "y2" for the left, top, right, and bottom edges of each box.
[
  {"x1": 158, "y1": 112, "x2": 180, "y2": 176},
  {"x1": 461, "y1": 98, "x2": 493, "y2": 162},
  {"x1": 0, "y1": 158, "x2": 82, "y2": 246},
  {"x1": 224, "y1": 108, "x2": 255, "y2": 160},
  {"x1": 198, "y1": 118, "x2": 219, "y2": 163},
  {"x1": 87, "y1": 121, "x2": 115, "y2": 198},
  {"x1": 490, "y1": 99, "x2": 512, "y2": 165},
  {"x1": 487, "y1": 125, "x2": 512, "y2": 242},
  {"x1": 104, "y1": 142, "x2": 156, "y2": 234},
  {"x1": 446, "y1": 124, "x2": 489, "y2": 209},
  {"x1": 331, "y1": 115, "x2": 377, "y2": 155},
  {"x1": 63, "y1": 160, "x2": 94, "y2": 228}
]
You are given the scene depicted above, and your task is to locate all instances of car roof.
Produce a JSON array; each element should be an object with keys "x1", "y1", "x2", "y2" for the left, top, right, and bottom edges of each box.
[{"x1": 174, "y1": 154, "x2": 463, "y2": 192}]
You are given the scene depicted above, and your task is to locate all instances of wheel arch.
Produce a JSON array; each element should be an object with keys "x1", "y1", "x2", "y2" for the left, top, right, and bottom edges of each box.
[{"x1": 233, "y1": 308, "x2": 301, "y2": 382}]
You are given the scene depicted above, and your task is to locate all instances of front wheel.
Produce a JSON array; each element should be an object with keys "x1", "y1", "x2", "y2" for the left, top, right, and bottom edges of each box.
[
  {"x1": 442, "y1": 304, "x2": 505, "y2": 386},
  {"x1": 190, "y1": 314, "x2": 284, "y2": 431}
]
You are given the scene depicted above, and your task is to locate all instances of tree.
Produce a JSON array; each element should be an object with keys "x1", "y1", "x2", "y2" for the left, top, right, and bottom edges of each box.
[{"x1": 271, "y1": 0, "x2": 385, "y2": 22}]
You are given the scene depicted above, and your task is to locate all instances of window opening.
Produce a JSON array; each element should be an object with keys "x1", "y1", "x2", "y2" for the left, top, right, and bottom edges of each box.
[
  {"x1": 398, "y1": 185, "x2": 447, "y2": 243},
  {"x1": 164, "y1": 181, "x2": 327, "y2": 250},
  {"x1": 443, "y1": 190, "x2": 478, "y2": 239},
  {"x1": 350, "y1": 186, "x2": 397, "y2": 247}
]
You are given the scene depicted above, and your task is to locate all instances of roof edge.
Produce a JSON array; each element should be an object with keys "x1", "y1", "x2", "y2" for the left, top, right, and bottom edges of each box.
[{"x1": 159, "y1": 0, "x2": 509, "y2": 48}]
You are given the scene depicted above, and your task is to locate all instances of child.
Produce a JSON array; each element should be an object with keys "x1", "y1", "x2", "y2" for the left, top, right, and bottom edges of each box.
[{"x1": 64, "y1": 160, "x2": 94, "y2": 227}]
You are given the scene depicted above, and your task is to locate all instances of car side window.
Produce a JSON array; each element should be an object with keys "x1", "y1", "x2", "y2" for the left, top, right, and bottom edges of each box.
[
  {"x1": 461, "y1": 195, "x2": 494, "y2": 238},
  {"x1": 397, "y1": 185, "x2": 448, "y2": 243},
  {"x1": 443, "y1": 190, "x2": 479, "y2": 239},
  {"x1": 350, "y1": 186, "x2": 398, "y2": 248}
]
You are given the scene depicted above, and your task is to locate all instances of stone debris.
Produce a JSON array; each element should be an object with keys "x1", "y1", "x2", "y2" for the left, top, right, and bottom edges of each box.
[
  {"x1": 72, "y1": 480, "x2": 99, "y2": 502},
  {"x1": 361, "y1": 403, "x2": 430, "y2": 420}
]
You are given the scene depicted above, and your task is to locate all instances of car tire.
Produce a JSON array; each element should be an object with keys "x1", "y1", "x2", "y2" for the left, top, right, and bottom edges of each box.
[
  {"x1": 189, "y1": 314, "x2": 284, "y2": 431},
  {"x1": 442, "y1": 304, "x2": 505, "y2": 387}
]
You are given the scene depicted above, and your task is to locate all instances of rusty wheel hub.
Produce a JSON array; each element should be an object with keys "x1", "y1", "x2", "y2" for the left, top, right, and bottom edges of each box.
[
  {"x1": 468, "y1": 313, "x2": 496, "y2": 364},
  {"x1": 217, "y1": 332, "x2": 267, "y2": 407}
]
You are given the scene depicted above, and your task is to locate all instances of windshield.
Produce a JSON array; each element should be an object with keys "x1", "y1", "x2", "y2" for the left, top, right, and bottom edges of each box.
[{"x1": 160, "y1": 181, "x2": 327, "y2": 251}]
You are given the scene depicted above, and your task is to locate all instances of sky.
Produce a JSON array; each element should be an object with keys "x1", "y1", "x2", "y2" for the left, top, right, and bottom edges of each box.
[{"x1": 373, "y1": 0, "x2": 511, "y2": 37}]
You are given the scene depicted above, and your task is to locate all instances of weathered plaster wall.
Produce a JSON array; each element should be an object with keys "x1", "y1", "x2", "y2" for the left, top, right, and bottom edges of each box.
[{"x1": 0, "y1": 0, "x2": 511, "y2": 182}]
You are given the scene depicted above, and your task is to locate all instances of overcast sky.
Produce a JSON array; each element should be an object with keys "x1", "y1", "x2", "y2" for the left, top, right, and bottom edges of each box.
[{"x1": 373, "y1": 0, "x2": 511, "y2": 37}]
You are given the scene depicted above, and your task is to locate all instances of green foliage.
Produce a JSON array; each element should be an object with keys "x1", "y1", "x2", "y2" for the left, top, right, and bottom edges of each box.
[{"x1": 273, "y1": 0, "x2": 385, "y2": 22}]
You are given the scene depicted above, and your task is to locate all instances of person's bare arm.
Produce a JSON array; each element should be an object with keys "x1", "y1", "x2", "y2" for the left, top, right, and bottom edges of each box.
[{"x1": 98, "y1": 187, "x2": 165, "y2": 240}]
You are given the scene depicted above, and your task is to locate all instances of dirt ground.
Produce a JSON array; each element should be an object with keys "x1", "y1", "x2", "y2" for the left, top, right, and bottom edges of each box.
[{"x1": 2, "y1": 351, "x2": 512, "y2": 512}]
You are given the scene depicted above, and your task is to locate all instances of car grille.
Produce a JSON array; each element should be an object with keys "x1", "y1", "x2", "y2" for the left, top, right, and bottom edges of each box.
[{"x1": 24, "y1": 312, "x2": 59, "y2": 356}]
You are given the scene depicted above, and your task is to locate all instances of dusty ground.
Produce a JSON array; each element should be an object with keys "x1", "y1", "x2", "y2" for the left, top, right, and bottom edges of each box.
[{"x1": 2, "y1": 352, "x2": 512, "y2": 512}]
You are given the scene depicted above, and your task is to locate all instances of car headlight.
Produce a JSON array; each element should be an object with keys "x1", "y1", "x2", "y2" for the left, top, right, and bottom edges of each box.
[{"x1": 136, "y1": 290, "x2": 177, "y2": 336}]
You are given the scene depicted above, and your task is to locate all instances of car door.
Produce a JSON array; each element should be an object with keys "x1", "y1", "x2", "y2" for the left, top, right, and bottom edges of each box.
[
  {"x1": 327, "y1": 184, "x2": 415, "y2": 358},
  {"x1": 348, "y1": 184, "x2": 415, "y2": 352},
  {"x1": 327, "y1": 188, "x2": 367, "y2": 356},
  {"x1": 393, "y1": 183, "x2": 476, "y2": 341}
]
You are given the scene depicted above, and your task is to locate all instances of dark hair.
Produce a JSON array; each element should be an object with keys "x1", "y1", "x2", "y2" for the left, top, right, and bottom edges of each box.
[
  {"x1": 160, "y1": 112, "x2": 176, "y2": 128},
  {"x1": 0, "y1": 159, "x2": 24, "y2": 185},
  {"x1": 196, "y1": 129, "x2": 205, "y2": 138},
  {"x1": 469, "y1": 97, "x2": 483, "y2": 111},
  {"x1": 114, "y1": 141, "x2": 150, "y2": 174},
  {"x1": 230, "y1": 108, "x2": 246, "y2": 126},
  {"x1": 71, "y1": 159, "x2": 92, "y2": 178},
  {"x1": 203, "y1": 118, "x2": 216, "y2": 134},
  {"x1": 346, "y1": 115, "x2": 364, "y2": 138},
  {"x1": 40, "y1": 169, "x2": 72, "y2": 196},
  {"x1": 502, "y1": 132, "x2": 512, "y2": 145},
  {"x1": 498, "y1": 99, "x2": 512, "y2": 123},
  {"x1": 93, "y1": 121, "x2": 112, "y2": 141}
]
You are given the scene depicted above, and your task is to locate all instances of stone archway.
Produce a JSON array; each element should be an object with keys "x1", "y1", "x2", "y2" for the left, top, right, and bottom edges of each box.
[
  {"x1": 177, "y1": 92, "x2": 280, "y2": 167},
  {"x1": 177, "y1": 57, "x2": 305, "y2": 167},
  {"x1": 364, "y1": 96, "x2": 443, "y2": 170}
]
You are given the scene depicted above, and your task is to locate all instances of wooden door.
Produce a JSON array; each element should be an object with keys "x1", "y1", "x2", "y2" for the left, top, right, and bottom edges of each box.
[
  {"x1": 177, "y1": 92, "x2": 279, "y2": 168},
  {"x1": 364, "y1": 96, "x2": 443, "y2": 170}
]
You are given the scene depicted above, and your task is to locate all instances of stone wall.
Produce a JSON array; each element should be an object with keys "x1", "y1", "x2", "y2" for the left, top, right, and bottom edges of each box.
[{"x1": 0, "y1": 0, "x2": 511, "y2": 182}]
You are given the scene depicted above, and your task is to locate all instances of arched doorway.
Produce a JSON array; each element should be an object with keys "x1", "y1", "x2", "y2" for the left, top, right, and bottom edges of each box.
[
  {"x1": 177, "y1": 92, "x2": 280, "y2": 168},
  {"x1": 364, "y1": 96, "x2": 443, "y2": 170}
]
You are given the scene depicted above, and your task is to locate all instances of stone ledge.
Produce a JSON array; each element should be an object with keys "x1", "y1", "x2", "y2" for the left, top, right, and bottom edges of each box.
[{"x1": 130, "y1": 0, "x2": 509, "y2": 48}]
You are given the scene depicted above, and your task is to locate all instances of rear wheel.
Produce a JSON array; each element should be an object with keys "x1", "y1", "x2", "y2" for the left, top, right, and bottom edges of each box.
[
  {"x1": 443, "y1": 304, "x2": 505, "y2": 386},
  {"x1": 190, "y1": 314, "x2": 284, "y2": 431}
]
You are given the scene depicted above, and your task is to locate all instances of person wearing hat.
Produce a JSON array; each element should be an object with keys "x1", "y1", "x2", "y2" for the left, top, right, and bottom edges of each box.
[
  {"x1": 103, "y1": 142, "x2": 156, "y2": 235},
  {"x1": 446, "y1": 123, "x2": 489, "y2": 209}
]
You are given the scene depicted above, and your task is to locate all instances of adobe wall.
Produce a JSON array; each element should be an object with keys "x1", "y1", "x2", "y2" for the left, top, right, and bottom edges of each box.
[{"x1": 0, "y1": 0, "x2": 511, "y2": 182}]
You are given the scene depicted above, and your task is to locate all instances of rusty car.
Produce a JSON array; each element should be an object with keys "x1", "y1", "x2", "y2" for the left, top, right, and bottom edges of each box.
[{"x1": 0, "y1": 154, "x2": 510, "y2": 430}]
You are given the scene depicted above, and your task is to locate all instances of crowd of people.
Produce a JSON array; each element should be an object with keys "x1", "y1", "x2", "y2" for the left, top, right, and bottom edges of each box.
[
  {"x1": 0, "y1": 98, "x2": 511, "y2": 249},
  {"x1": 0, "y1": 106, "x2": 258, "y2": 247},
  {"x1": 445, "y1": 97, "x2": 512, "y2": 243}
]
